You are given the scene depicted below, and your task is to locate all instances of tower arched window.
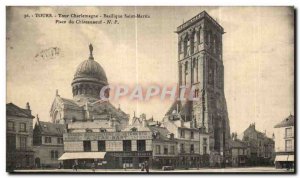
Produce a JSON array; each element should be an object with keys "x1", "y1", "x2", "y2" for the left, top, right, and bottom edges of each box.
[
  {"x1": 185, "y1": 61, "x2": 188, "y2": 74},
  {"x1": 184, "y1": 61, "x2": 188, "y2": 85},
  {"x1": 213, "y1": 34, "x2": 217, "y2": 54},
  {"x1": 193, "y1": 32, "x2": 198, "y2": 53},
  {"x1": 208, "y1": 31, "x2": 212, "y2": 48},
  {"x1": 198, "y1": 26, "x2": 201, "y2": 44},
  {"x1": 179, "y1": 39, "x2": 184, "y2": 54},
  {"x1": 184, "y1": 35, "x2": 189, "y2": 57}
]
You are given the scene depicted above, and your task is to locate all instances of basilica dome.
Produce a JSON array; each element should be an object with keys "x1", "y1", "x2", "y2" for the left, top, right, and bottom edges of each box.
[
  {"x1": 71, "y1": 44, "x2": 109, "y2": 99},
  {"x1": 73, "y1": 58, "x2": 108, "y2": 85}
]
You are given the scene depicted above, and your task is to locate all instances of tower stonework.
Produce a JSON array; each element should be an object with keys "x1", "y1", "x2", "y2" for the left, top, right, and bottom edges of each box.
[{"x1": 175, "y1": 11, "x2": 230, "y2": 165}]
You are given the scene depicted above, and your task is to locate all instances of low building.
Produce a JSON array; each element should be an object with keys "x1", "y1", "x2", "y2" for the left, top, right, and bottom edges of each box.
[
  {"x1": 228, "y1": 133, "x2": 248, "y2": 167},
  {"x1": 274, "y1": 115, "x2": 294, "y2": 169},
  {"x1": 60, "y1": 121, "x2": 153, "y2": 169},
  {"x1": 242, "y1": 123, "x2": 275, "y2": 166},
  {"x1": 6, "y1": 102, "x2": 35, "y2": 171},
  {"x1": 149, "y1": 125, "x2": 178, "y2": 169},
  {"x1": 32, "y1": 116, "x2": 65, "y2": 168},
  {"x1": 163, "y1": 111, "x2": 210, "y2": 168}
]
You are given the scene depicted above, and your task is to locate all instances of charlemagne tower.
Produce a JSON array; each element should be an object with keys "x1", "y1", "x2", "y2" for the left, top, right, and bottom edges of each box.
[{"x1": 166, "y1": 11, "x2": 231, "y2": 164}]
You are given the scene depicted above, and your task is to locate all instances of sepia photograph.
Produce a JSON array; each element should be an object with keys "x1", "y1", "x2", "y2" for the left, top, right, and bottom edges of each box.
[{"x1": 5, "y1": 6, "x2": 295, "y2": 174}]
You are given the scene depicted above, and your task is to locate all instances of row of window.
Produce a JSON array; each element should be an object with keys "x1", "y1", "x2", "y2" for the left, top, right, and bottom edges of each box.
[
  {"x1": 285, "y1": 127, "x2": 293, "y2": 138},
  {"x1": 154, "y1": 142, "x2": 208, "y2": 155},
  {"x1": 6, "y1": 134, "x2": 27, "y2": 150},
  {"x1": 7, "y1": 121, "x2": 27, "y2": 132},
  {"x1": 180, "y1": 130, "x2": 191, "y2": 139},
  {"x1": 179, "y1": 30, "x2": 221, "y2": 57},
  {"x1": 50, "y1": 150, "x2": 59, "y2": 159},
  {"x1": 155, "y1": 145, "x2": 175, "y2": 155},
  {"x1": 180, "y1": 58, "x2": 223, "y2": 89},
  {"x1": 45, "y1": 137, "x2": 63, "y2": 144},
  {"x1": 83, "y1": 140, "x2": 146, "y2": 152},
  {"x1": 180, "y1": 130, "x2": 205, "y2": 139},
  {"x1": 178, "y1": 143, "x2": 208, "y2": 154},
  {"x1": 285, "y1": 140, "x2": 294, "y2": 152}
]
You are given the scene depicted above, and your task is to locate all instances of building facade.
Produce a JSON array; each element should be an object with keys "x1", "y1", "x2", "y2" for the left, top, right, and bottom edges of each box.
[
  {"x1": 228, "y1": 133, "x2": 249, "y2": 167},
  {"x1": 243, "y1": 123, "x2": 275, "y2": 166},
  {"x1": 32, "y1": 116, "x2": 65, "y2": 168},
  {"x1": 274, "y1": 115, "x2": 294, "y2": 169},
  {"x1": 56, "y1": 44, "x2": 152, "y2": 169},
  {"x1": 166, "y1": 11, "x2": 231, "y2": 166},
  {"x1": 6, "y1": 103, "x2": 35, "y2": 171},
  {"x1": 163, "y1": 112, "x2": 210, "y2": 168}
]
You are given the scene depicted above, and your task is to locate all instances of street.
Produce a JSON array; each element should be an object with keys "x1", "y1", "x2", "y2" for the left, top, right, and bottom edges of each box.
[{"x1": 14, "y1": 167, "x2": 293, "y2": 173}]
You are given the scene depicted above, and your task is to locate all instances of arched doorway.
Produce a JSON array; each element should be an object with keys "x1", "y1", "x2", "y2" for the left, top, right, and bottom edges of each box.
[{"x1": 35, "y1": 157, "x2": 40, "y2": 168}]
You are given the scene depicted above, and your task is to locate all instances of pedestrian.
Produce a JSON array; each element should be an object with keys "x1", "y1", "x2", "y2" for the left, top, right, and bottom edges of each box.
[
  {"x1": 91, "y1": 162, "x2": 96, "y2": 172},
  {"x1": 83, "y1": 161, "x2": 86, "y2": 169},
  {"x1": 58, "y1": 162, "x2": 62, "y2": 169},
  {"x1": 73, "y1": 160, "x2": 78, "y2": 171},
  {"x1": 141, "y1": 162, "x2": 145, "y2": 172},
  {"x1": 144, "y1": 161, "x2": 149, "y2": 173}
]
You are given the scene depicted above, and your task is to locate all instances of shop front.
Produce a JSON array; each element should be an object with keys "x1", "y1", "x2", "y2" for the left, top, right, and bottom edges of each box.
[
  {"x1": 59, "y1": 152, "x2": 106, "y2": 169},
  {"x1": 106, "y1": 151, "x2": 152, "y2": 169}
]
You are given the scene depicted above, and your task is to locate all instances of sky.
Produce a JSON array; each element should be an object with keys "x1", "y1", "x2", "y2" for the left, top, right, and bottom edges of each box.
[{"x1": 6, "y1": 6, "x2": 294, "y2": 137}]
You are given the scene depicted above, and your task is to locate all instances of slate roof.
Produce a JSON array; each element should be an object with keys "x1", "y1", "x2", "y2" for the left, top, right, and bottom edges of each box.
[
  {"x1": 148, "y1": 126, "x2": 175, "y2": 142},
  {"x1": 36, "y1": 121, "x2": 65, "y2": 136},
  {"x1": 274, "y1": 115, "x2": 294, "y2": 128},
  {"x1": 6, "y1": 103, "x2": 34, "y2": 118},
  {"x1": 60, "y1": 97, "x2": 80, "y2": 108},
  {"x1": 122, "y1": 125, "x2": 152, "y2": 132},
  {"x1": 229, "y1": 139, "x2": 248, "y2": 148},
  {"x1": 92, "y1": 101, "x2": 128, "y2": 119}
]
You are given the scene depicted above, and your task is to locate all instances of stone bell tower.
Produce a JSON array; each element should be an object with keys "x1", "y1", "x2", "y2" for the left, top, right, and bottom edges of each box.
[{"x1": 175, "y1": 11, "x2": 231, "y2": 165}]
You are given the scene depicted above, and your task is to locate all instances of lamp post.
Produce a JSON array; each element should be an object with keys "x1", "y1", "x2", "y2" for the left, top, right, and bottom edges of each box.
[{"x1": 198, "y1": 127, "x2": 201, "y2": 170}]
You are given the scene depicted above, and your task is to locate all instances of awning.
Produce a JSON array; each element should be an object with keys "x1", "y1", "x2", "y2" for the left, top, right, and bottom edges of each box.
[
  {"x1": 275, "y1": 155, "x2": 294, "y2": 162},
  {"x1": 58, "y1": 152, "x2": 106, "y2": 160}
]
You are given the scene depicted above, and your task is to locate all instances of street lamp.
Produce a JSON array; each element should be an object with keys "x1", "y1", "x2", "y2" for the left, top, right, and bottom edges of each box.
[{"x1": 198, "y1": 127, "x2": 201, "y2": 170}]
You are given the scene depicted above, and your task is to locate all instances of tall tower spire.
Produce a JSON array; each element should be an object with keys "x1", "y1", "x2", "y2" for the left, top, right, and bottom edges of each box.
[{"x1": 89, "y1": 43, "x2": 94, "y2": 60}]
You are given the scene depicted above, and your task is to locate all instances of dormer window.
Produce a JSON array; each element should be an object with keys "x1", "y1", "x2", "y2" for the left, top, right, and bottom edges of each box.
[
  {"x1": 130, "y1": 127, "x2": 137, "y2": 132},
  {"x1": 167, "y1": 133, "x2": 174, "y2": 140},
  {"x1": 100, "y1": 128, "x2": 107, "y2": 133},
  {"x1": 86, "y1": 129, "x2": 93, "y2": 133},
  {"x1": 152, "y1": 131, "x2": 160, "y2": 139}
]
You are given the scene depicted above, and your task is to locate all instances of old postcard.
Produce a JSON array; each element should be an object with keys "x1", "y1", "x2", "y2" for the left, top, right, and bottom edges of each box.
[{"x1": 6, "y1": 6, "x2": 295, "y2": 174}]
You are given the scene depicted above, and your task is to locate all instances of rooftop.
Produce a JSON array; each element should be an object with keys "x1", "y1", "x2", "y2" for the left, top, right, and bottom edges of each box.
[
  {"x1": 274, "y1": 115, "x2": 294, "y2": 128},
  {"x1": 176, "y1": 11, "x2": 224, "y2": 33},
  {"x1": 36, "y1": 121, "x2": 65, "y2": 136},
  {"x1": 6, "y1": 102, "x2": 34, "y2": 118}
]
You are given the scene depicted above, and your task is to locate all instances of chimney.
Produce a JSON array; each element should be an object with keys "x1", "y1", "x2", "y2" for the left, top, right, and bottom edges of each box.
[
  {"x1": 180, "y1": 119, "x2": 184, "y2": 127},
  {"x1": 272, "y1": 133, "x2": 275, "y2": 140},
  {"x1": 26, "y1": 102, "x2": 31, "y2": 114},
  {"x1": 142, "y1": 119, "x2": 148, "y2": 127}
]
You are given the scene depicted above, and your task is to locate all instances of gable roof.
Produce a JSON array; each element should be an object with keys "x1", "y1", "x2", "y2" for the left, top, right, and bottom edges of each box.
[
  {"x1": 148, "y1": 126, "x2": 175, "y2": 142},
  {"x1": 6, "y1": 103, "x2": 34, "y2": 118},
  {"x1": 36, "y1": 121, "x2": 65, "y2": 136},
  {"x1": 229, "y1": 139, "x2": 248, "y2": 148},
  {"x1": 274, "y1": 115, "x2": 294, "y2": 128}
]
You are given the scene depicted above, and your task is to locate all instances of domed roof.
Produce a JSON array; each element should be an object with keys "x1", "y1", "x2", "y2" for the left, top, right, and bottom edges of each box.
[{"x1": 72, "y1": 44, "x2": 108, "y2": 85}]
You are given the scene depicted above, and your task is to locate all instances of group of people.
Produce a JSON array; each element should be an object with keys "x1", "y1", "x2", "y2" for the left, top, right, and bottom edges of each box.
[
  {"x1": 140, "y1": 161, "x2": 150, "y2": 173},
  {"x1": 72, "y1": 161, "x2": 96, "y2": 172}
]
